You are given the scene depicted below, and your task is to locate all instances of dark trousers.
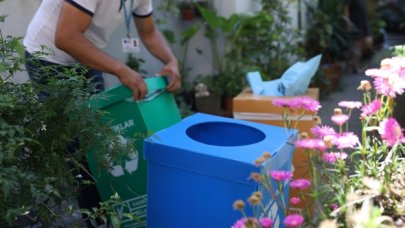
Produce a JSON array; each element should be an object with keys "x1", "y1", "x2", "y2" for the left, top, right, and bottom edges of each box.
[
  {"x1": 25, "y1": 51, "x2": 105, "y2": 91},
  {"x1": 348, "y1": 0, "x2": 370, "y2": 38},
  {"x1": 24, "y1": 51, "x2": 104, "y2": 215}
]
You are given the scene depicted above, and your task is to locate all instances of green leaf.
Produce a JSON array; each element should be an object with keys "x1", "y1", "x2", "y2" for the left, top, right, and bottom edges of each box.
[
  {"x1": 15, "y1": 40, "x2": 25, "y2": 58},
  {"x1": 110, "y1": 215, "x2": 121, "y2": 227},
  {"x1": 180, "y1": 25, "x2": 200, "y2": 45},
  {"x1": 162, "y1": 29, "x2": 176, "y2": 45},
  {"x1": 197, "y1": 5, "x2": 225, "y2": 30},
  {"x1": 0, "y1": 15, "x2": 6, "y2": 23}
]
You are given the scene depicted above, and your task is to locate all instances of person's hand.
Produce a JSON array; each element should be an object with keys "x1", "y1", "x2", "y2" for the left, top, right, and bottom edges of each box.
[
  {"x1": 159, "y1": 60, "x2": 181, "y2": 92},
  {"x1": 116, "y1": 66, "x2": 147, "y2": 100}
]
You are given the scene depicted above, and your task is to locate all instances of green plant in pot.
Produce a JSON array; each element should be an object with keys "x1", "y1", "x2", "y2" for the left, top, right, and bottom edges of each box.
[
  {"x1": 177, "y1": 1, "x2": 195, "y2": 20},
  {"x1": 238, "y1": 0, "x2": 303, "y2": 81},
  {"x1": 197, "y1": 2, "x2": 302, "y2": 112},
  {"x1": 196, "y1": 6, "x2": 250, "y2": 111},
  {"x1": 304, "y1": 0, "x2": 353, "y2": 93},
  {"x1": 304, "y1": 0, "x2": 352, "y2": 63},
  {"x1": 192, "y1": 74, "x2": 222, "y2": 115}
]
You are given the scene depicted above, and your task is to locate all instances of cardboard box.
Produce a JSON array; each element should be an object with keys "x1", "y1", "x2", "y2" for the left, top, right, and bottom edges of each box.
[
  {"x1": 144, "y1": 113, "x2": 297, "y2": 228},
  {"x1": 233, "y1": 88, "x2": 319, "y2": 213}
]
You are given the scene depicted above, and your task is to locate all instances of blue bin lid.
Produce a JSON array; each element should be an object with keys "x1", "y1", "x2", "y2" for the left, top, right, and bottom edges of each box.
[{"x1": 144, "y1": 113, "x2": 297, "y2": 185}]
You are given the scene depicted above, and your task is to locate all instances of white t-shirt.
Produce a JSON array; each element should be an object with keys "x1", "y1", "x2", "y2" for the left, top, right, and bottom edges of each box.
[{"x1": 24, "y1": 0, "x2": 153, "y2": 65}]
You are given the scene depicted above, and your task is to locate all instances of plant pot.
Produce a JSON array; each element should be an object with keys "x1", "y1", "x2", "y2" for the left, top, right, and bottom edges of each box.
[
  {"x1": 177, "y1": 90, "x2": 195, "y2": 109},
  {"x1": 194, "y1": 94, "x2": 221, "y2": 115},
  {"x1": 321, "y1": 62, "x2": 345, "y2": 93},
  {"x1": 181, "y1": 8, "x2": 195, "y2": 20},
  {"x1": 221, "y1": 96, "x2": 234, "y2": 113}
]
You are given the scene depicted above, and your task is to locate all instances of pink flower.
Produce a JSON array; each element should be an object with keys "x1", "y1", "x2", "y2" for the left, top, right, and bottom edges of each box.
[
  {"x1": 338, "y1": 101, "x2": 362, "y2": 109},
  {"x1": 365, "y1": 68, "x2": 390, "y2": 78},
  {"x1": 291, "y1": 97, "x2": 321, "y2": 112},
  {"x1": 330, "y1": 203, "x2": 339, "y2": 210},
  {"x1": 332, "y1": 132, "x2": 359, "y2": 149},
  {"x1": 259, "y1": 218, "x2": 273, "y2": 228},
  {"x1": 322, "y1": 152, "x2": 348, "y2": 164},
  {"x1": 311, "y1": 125, "x2": 336, "y2": 138},
  {"x1": 270, "y1": 170, "x2": 293, "y2": 182},
  {"x1": 290, "y1": 179, "x2": 311, "y2": 190},
  {"x1": 366, "y1": 57, "x2": 405, "y2": 97},
  {"x1": 335, "y1": 152, "x2": 348, "y2": 160},
  {"x1": 295, "y1": 138, "x2": 327, "y2": 151},
  {"x1": 361, "y1": 99, "x2": 382, "y2": 116},
  {"x1": 272, "y1": 98, "x2": 293, "y2": 108},
  {"x1": 290, "y1": 197, "x2": 301, "y2": 205},
  {"x1": 378, "y1": 118, "x2": 405, "y2": 147},
  {"x1": 232, "y1": 218, "x2": 246, "y2": 228},
  {"x1": 331, "y1": 114, "x2": 349, "y2": 126},
  {"x1": 272, "y1": 97, "x2": 321, "y2": 112},
  {"x1": 284, "y1": 214, "x2": 304, "y2": 227},
  {"x1": 232, "y1": 218, "x2": 259, "y2": 228},
  {"x1": 367, "y1": 58, "x2": 405, "y2": 74},
  {"x1": 322, "y1": 153, "x2": 337, "y2": 164},
  {"x1": 379, "y1": 57, "x2": 405, "y2": 71},
  {"x1": 372, "y1": 74, "x2": 405, "y2": 97}
]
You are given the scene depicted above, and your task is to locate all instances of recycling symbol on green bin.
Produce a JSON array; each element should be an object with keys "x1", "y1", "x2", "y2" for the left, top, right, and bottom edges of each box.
[{"x1": 110, "y1": 135, "x2": 138, "y2": 177}]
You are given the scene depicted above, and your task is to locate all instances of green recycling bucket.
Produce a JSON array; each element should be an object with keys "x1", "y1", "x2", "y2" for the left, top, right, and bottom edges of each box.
[{"x1": 87, "y1": 77, "x2": 181, "y2": 227}]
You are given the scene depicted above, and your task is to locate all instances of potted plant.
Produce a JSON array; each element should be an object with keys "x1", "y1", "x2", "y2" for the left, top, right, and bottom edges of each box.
[
  {"x1": 195, "y1": 6, "x2": 242, "y2": 113},
  {"x1": 178, "y1": 1, "x2": 195, "y2": 20},
  {"x1": 304, "y1": 0, "x2": 353, "y2": 93},
  {"x1": 242, "y1": 0, "x2": 303, "y2": 81},
  {"x1": 192, "y1": 75, "x2": 222, "y2": 115},
  {"x1": 158, "y1": 0, "x2": 197, "y2": 21},
  {"x1": 197, "y1": 1, "x2": 302, "y2": 112}
]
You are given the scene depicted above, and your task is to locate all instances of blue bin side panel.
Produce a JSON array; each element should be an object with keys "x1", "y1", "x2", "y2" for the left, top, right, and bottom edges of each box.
[
  {"x1": 143, "y1": 142, "x2": 260, "y2": 186},
  {"x1": 146, "y1": 161, "x2": 257, "y2": 228}
]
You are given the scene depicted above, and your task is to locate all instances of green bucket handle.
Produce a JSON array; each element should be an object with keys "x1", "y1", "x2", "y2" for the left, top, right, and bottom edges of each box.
[{"x1": 88, "y1": 76, "x2": 169, "y2": 110}]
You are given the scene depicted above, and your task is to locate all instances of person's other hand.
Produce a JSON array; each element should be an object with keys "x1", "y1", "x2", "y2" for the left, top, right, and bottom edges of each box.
[
  {"x1": 116, "y1": 66, "x2": 147, "y2": 100},
  {"x1": 159, "y1": 60, "x2": 181, "y2": 92}
]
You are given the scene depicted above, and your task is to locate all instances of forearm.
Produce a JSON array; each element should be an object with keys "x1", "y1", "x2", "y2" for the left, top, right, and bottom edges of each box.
[
  {"x1": 133, "y1": 16, "x2": 180, "y2": 91},
  {"x1": 54, "y1": 2, "x2": 147, "y2": 99},
  {"x1": 55, "y1": 33, "x2": 131, "y2": 77},
  {"x1": 140, "y1": 29, "x2": 177, "y2": 65}
]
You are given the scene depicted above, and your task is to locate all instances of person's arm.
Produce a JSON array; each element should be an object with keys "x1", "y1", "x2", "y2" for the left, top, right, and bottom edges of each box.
[
  {"x1": 134, "y1": 16, "x2": 181, "y2": 92},
  {"x1": 55, "y1": 2, "x2": 147, "y2": 99}
]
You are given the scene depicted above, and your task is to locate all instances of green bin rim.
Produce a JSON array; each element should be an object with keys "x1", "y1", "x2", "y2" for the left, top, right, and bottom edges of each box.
[{"x1": 88, "y1": 76, "x2": 168, "y2": 110}]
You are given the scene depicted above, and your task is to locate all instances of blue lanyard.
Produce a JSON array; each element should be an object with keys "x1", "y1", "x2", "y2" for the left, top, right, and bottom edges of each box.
[{"x1": 121, "y1": 0, "x2": 134, "y2": 37}]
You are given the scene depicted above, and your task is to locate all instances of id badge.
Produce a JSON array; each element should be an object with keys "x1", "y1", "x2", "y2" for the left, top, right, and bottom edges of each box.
[{"x1": 122, "y1": 37, "x2": 140, "y2": 53}]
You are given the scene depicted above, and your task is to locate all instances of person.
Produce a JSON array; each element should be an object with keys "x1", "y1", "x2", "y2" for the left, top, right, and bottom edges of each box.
[
  {"x1": 23, "y1": 0, "x2": 181, "y2": 225},
  {"x1": 24, "y1": 0, "x2": 181, "y2": 99},
  {"x1": 347, "y1": 0, "x2": 373, "y2": 59}
]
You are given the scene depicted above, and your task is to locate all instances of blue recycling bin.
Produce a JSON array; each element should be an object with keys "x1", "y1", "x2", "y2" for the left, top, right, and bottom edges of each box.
[{"x1": 143, "y1": 113, "x2": 297, "y2": 228}]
